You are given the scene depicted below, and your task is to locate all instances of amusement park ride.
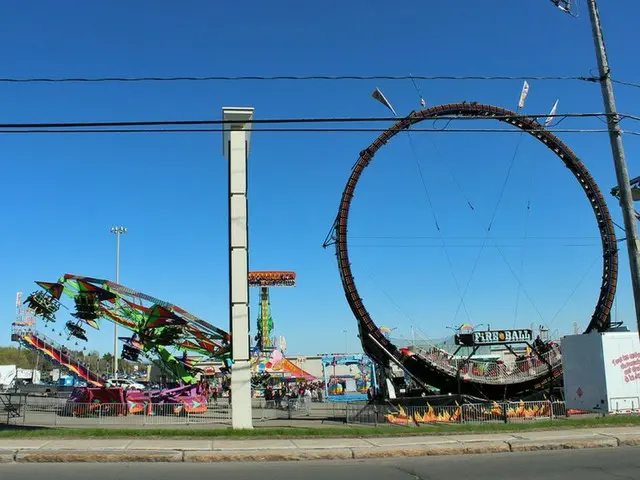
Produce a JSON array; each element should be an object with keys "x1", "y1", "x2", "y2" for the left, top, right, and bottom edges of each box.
[
  {"x1": 248, "y1": 271, "x2": 296, "y2": 351},
  {"x1": 324, "y1": 102, "x2": 620, "y2": 400},
  {"x1": 12, "y1": 271, "x2": 298, "y2": 390},
  {"x1": 13, "y1": 100, "x2": 629, "y2": 403}
]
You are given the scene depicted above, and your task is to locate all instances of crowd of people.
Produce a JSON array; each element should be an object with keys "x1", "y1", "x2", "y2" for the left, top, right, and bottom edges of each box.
[
  {"x1": 196, "y1": 378, "x2": 328, "y2": 409},
  {"x1": 262, "y1": 381, "x2": 325, "y2": 410}
]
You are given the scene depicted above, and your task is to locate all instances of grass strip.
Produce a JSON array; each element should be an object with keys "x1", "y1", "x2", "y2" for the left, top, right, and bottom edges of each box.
[{"x1": 1, "y1": 415, "x2": 639, "y2": 439}]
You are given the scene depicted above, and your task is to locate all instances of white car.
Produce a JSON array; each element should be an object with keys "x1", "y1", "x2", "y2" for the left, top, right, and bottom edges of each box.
[{"x1": 105, "y1": 378, "x2": 145, "y2": 390}]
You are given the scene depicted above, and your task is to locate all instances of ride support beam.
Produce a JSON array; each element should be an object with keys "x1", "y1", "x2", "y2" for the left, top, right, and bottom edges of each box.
[{"x1": 223, "y1": 107, "x2": 254, "y2": 430}]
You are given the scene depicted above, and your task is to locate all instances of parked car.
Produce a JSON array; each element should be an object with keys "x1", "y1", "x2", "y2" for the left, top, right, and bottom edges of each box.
[{"x1": 105, "y1": 378, "x2": 145, "y2": 390}]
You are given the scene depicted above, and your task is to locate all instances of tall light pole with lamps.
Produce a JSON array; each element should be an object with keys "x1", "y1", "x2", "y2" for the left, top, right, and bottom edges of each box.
[{"x1": 110, "y1": 226, "x2": 127, "y2": 379}]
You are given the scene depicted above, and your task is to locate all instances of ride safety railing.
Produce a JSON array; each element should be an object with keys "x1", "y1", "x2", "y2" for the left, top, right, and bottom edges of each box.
[{"x1": 391, "y1": 334, "x2": 563, "y2": 385}]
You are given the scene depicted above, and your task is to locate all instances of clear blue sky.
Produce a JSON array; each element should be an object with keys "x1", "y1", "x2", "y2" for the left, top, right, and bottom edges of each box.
[{"x1": 1, "y1": 1, "x2": 639, "y2": 357}]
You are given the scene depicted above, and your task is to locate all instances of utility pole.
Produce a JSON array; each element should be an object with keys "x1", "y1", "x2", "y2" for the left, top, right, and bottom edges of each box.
[
  {"x1": 586, "y1": 0, "x2": 640, "y2": 334},
  {"x1": 110, "y1": 226, "x2": 127, "y2": 379}
]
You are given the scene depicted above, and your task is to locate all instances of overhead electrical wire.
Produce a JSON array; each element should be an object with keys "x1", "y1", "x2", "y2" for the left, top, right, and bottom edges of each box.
[
  {"x1": 350, "y1": 235, "x2": 601, "y2": 239},
  {"x1": 0, "y1": 74, "x2": 600, "y2": 83},
  {"x1": 0, "y1": 128, "x2": 633, "y2": 135},
  {"x1": 0, "y1": 112, "x2": 624, "y2": 128},
  {"x1": 0, "y1": 73, "x2": 635, "y2": 88},
  {"x1": 612, "y1": 79, "x2": 640, "y2": 89},
  {"x1": 349, "y1": 243, "x2": 600, "y2": 248}
]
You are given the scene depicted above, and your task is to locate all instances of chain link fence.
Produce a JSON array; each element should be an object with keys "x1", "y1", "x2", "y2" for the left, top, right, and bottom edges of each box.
[
  {"x1": 252, "y1": 397, "x2": 348, "y2": 422},
  {"x1": 2, "y1": 394, "x2": 598, "y2": 427},
  {"x1": 346, "y1": 400, "x2": 593, "y2": 425},
  {"x1": 2, "y1": 394, "x2": 232, "y2": 426}
]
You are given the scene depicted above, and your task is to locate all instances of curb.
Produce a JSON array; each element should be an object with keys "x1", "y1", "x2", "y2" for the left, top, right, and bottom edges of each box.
[
  {"x1": 13, "y1": 450, "x2": 183, "y2": 463},
  {"x1": 0, "y1": 435, "x2": 638, "y2": 463},
  {"x1": 508, "y1": 437, "x2": 619, "y2": 452},
  {"x1": 185, "y1": 448, "x2": 353, "y2": 463}
]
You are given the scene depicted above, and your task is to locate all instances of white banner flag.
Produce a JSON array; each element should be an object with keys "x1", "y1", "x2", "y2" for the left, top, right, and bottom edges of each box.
[
  {"x1": 544, "y1": 99, "x2": 559, "y2": 127},
  {"x1": 518, "y1": 81, "x2": 530, "y2": 109},
  {"x1": 371, "y1": 87, "x2": 398, "y2": 117}
]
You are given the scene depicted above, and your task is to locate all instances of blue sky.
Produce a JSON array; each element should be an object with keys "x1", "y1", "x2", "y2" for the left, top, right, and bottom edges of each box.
[{"x1": 1, "y1": 0, "x2": 639, "y2": 357}]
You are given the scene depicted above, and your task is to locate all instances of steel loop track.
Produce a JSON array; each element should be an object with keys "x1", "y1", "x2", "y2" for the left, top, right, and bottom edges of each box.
[{"x1": 333, "y1": 103, "x2": 618, "y2": 391}]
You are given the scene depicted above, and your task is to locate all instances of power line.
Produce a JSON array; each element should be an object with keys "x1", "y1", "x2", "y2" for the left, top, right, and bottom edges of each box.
[
  {"x1": 612, "y1": 79, "x2": 640, "y2": 89},
  {"x1": 349, "y1": 244, "x2": 599, "y2": 248},
  {"x1": 0, "y1": 74, "x2": 599, "y2": 83},
  {"x1": 0, "y1": 112, "x2": 619, "y2": 129},
  {"x1": 0, "y1": 127, "x2": 624, "y2": 134},
  {"x1": 350, "y1": 235, "x2": 601, "y2": 239}
]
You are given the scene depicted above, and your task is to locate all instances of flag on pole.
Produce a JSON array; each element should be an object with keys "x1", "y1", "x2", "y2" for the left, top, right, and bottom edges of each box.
[
  {"x1": 518, "y1": 81, "x2": 530, "y2": 109},
  {"x1": 371, "y1": 87, "x2": 398, "y2": 117},
  {"x1": 544, "y1": 99, "x2": 559, "y2": 127}
]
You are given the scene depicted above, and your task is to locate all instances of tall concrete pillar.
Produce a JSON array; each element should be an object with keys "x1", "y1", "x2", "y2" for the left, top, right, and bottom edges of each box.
[{"x1": 222, "y1": 107, "x2": 254, "y2": 429}]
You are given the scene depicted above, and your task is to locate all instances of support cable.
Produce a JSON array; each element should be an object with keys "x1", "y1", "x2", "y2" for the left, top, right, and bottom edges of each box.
[
  {"x1": 513, "y1": 141, "x2": 536, "y2": 327},
  {"x1": 547, "y1": 254, "x2": 601, "y2": 326},
  {"x1": 404, "y1": 81, "x2": 472, "y2": 324},
  {"x1": 451, "y1": 128, "x2": 525, "y2": 323},
  {"x1": 406, "y1": 131, "x2": 472, "y2": 324}
]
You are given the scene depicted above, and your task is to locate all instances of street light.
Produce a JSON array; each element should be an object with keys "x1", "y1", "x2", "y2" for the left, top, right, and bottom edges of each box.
[
  {"x1": 343, "y1": 330, "x2": 348, "y2": 353},
  {"x1": 110, "y1": 226, "x2": 127, "y2": 378}
]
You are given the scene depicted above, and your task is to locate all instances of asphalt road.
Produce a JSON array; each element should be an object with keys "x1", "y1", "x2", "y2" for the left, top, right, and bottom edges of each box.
[{"x1": 1, "y1": 447, "x2": 639, "y2": 479}]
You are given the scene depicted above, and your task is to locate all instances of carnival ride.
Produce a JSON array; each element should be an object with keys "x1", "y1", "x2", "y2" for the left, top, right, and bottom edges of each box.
[
  {"x1": 252, "y1": 349, "x2": 316, "y2": 380},
  {"x1": 249, "y1": 271, "x2": 296, "y2": 351},
  {"x1": 247, "y1": 271, "x2": 317, "y2": 383},
  {"x1": 65, "y1": 383, "x2": 208, "y2": 416},
  {"x1": 19, "y1": 274, "x2": 231, "y2": 386},
  {"x1": 322, "y1": 354, "x2": 375, "y2": 402},
  {"x1": 324, "y1": 103, "x2": 618, "y2": 400},
  {"x1": 11, "y1": 291, "x2": 105, "y2": 387},
  {"x1": 17, "y1": 271, "x2": 314, "y2": 408}
]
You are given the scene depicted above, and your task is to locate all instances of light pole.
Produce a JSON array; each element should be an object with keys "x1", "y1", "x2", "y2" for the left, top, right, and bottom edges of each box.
[
  {"x1": 343, "y1": 330, "x2": 348, "y2": 353},
  {"x1": 110, "y1": 226, "x2": 126, "y2": 378}
]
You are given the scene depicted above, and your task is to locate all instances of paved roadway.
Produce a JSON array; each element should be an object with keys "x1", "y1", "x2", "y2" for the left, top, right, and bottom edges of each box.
[{"x1": 1, "y1": 447, "x2": 639, "y2": 479}]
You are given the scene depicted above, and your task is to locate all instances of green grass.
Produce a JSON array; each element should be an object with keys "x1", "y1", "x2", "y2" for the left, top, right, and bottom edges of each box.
[{"x1": 1, "y1": 415, "x2": 639, "y2": 439}]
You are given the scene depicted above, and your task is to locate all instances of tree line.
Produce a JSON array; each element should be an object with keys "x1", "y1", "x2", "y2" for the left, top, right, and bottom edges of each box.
[{"x1": 0, "y1": 345, "x2": 148, "y2": 378}]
